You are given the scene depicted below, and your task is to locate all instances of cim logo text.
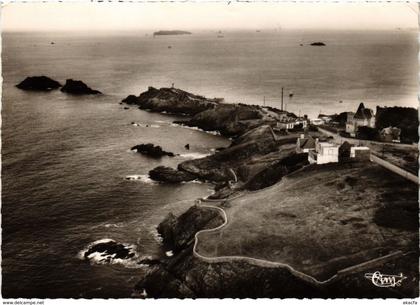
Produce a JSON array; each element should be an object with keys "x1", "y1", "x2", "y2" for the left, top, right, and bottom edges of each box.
[{"x1": 364, "y1": 271, "x2": 407, "y2": 288}]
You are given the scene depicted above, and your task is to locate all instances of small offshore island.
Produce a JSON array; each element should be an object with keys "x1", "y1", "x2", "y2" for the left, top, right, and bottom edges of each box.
[
  {"x1": 153, "y1": 30, "x2": 192, "y2": 36},
  {"x1": 120, "y1": 87, "x2": 418, "y2": 298}
]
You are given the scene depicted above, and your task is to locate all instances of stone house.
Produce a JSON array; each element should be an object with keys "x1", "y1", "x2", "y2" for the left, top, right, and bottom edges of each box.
[{"x1": 345, "y1": 103, "x2": 375, "y2": 137}]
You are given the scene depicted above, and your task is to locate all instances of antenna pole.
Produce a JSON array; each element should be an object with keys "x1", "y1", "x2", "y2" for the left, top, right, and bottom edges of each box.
[{"x1": 281, "y1": 87, "x2": 284, "y2": 111}]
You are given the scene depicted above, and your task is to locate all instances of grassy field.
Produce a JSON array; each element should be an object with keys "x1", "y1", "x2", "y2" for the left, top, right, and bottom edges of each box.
[{"x1": 196, "y1": 162, "x2": 418, "y2": 281}]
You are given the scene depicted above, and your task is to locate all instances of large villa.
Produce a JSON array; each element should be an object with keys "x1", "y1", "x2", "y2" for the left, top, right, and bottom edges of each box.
[{"x1": 345, "y1": 102, "x2": 375, "y2": 137}]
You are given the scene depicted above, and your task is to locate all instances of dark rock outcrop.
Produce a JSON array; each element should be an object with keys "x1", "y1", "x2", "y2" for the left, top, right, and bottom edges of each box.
[
  {"x1": 310, "y1": 42, "x2": 326, "y2": 46},
  {"x1": 244, "y1": 153, "x2": 309, "y2": 190},
  {"x1": 175, "y1": 103, "x2": 266, "y2": 137},
  {"x1": 177, "y1": 126, "x2": 297, "y2": 183},
  {"x1": 157, "y1": 205, "x2": 224, "y2": 252},
  {"x1": 16, "y1": 76, "x2": 61, "y2": 91},
  {"x1": 61, "y1": 79, "x2": 101, "y2": 95},
  {"x1": 149, "y1": 166, "x2": 196, "y2": 183},
  {"x1": 122, "y1": 95, "x2": 139, "y2": 105},
  {"x1": 131, "y1": 144, "x2": 175, "y2": 158}
]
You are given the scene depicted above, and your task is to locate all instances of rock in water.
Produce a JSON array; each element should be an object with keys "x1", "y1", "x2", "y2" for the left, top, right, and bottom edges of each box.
[
  {"x1": 310, "y1": 42, "x2": 326, "y2": 46},
  {"x1": 83, "y1": 240, "x2": 135, "y2": 263},
  {"x1": 149, "y1": 166, "x2": 196, "y2": 183},
  {"x1": 184, "y1": 144, "x2": 190, "y2": 150},
  {"x1": 131, "y1": 144, "x2": 175, "y2": 158},
  {"x1": 60, "y1": 79, "x2": 101, "y2": 95},
  {"x1": 16, "y1": 76, "x2": 62, "y2": 91}
]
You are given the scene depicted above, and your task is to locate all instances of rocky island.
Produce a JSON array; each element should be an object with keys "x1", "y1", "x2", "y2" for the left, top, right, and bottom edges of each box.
[
  {"x1": 310, "y1": 42, "x2": 326, "y2": 46},
  {"x1": 122, "y1": 87, "x2": 418, "y2": 298},
  {"x1": 131, "y1": 144, "x2": 175, "y2": 158},
  {"x1": 16, "y1": 76, "x2": 62, "y2": 91},
  {"x1": 61, "y1": 79, "x2": 102, "y2": 95},
  {"x1": 153, "y1": 30, "x2": 192, "y2": 36}
]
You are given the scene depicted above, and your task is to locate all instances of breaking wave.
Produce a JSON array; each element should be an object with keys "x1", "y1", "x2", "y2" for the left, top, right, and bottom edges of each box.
[
  {"x1": 179, "y1": 152, "x2": 211, "y2": 159},
  {"x1": 170, "y1": 123, "x2": 221, "y2": 136},
  {"x1": 125, "y1": 174, "x2": 156, "y2": 184}
]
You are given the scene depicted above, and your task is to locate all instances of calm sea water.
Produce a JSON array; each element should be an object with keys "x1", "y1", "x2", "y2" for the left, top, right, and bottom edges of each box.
[{"x1": 2, "y1": 29, "x2": 418, "y2": 298}]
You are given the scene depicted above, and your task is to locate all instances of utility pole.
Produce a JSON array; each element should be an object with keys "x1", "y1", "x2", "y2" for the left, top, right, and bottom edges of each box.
[{"x1": 281, "y1": 87, "x2": 284, "y2": 111}]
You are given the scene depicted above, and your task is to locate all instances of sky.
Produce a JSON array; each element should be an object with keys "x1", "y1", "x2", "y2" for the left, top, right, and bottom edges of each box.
[{"x1": 1, "y1": 2, "x2": 418, "y2": 32}]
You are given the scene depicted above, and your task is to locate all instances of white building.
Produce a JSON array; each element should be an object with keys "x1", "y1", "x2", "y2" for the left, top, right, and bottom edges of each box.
[
  {"x1": 308, "y1": 139, "x2": 339, "y2": 164},
  {"x1": 310, "y1": 118, "x2": 324, "y2": 126}
]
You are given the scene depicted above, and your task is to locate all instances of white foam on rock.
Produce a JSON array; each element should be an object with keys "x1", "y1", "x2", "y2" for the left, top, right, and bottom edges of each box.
[
  {"x1": 78, "y1": 239, "x2": 142, "y2": 269},
  {"x1": 125, "y1": 174, "x2": 156, "y2": 184},
  {"x1": 170, "y1": 123, "x2": 221, "y2": 136},
  {"x1": 179, "y1": 152, "x2": 211, "y2": 159},
  {"x1": 131, "y1": 122, "x2": 160, "y2": 128},
  {"x1": 165, "y1": 250, "x2": 174, "y2": 257}
]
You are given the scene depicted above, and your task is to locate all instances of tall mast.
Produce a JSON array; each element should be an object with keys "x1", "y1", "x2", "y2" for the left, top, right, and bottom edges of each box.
[{"x1": 281, "y1": 87, "x2": 284, "y2": 111}]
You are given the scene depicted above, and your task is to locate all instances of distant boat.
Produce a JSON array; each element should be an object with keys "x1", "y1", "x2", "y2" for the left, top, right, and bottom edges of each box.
[
  {"x1": 256, "y1": 30, "x2": 261, "y2": 32},
  {"x1": 217, "y1": 35, "x2": 224, "y2": 38},
  {"x1": 50, "y1": 42, "x2": 55, "y2": 45},
  {"x1": 168, "y1": 46, "x2": 172, "y2": 49}
]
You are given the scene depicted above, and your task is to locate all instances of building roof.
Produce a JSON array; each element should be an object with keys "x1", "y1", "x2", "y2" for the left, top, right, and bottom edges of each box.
[
  {"x1": 298, "y1": 136, "x2": 316, "y2": 149},
  {"x1": 339, "y1": 141, "x2": 353, "y2": 150},
  {"x1": 354, "y1": 103, "x2": 374, "y2": 120}
]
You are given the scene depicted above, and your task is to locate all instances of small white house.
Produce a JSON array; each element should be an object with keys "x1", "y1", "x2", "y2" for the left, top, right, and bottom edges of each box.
[
  {"x1": 308, "y1": 139, "x2": 339, "y2": 164},
  {"x1": 277, "y1": 120, "x2": 295, "y2": 130},
  {"x1": 310, "y1": 118, "x2": 324, "y2": 126},
  {"x1": 295, "y1": 118, "x2": 308, "y2": 128}
]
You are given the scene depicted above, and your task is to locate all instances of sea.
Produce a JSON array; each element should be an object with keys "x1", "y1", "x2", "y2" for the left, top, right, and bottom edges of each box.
[{"x1": 1, "y1": 29, "x2": 418, "y2": 298}]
